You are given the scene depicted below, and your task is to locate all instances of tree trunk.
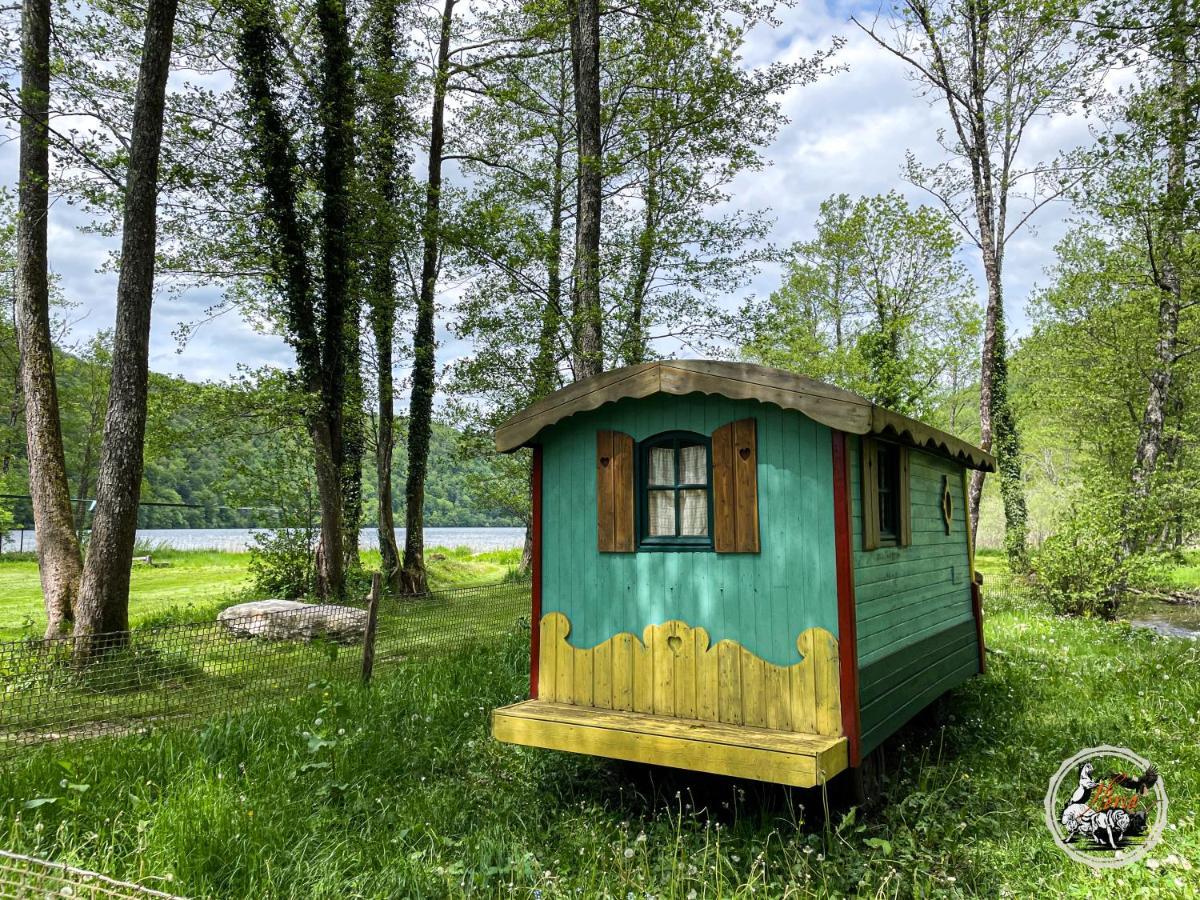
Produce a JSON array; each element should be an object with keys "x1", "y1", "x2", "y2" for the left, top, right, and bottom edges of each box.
[
  {"x1": 1121, "y1": 0, "x2": 1192, "y2": 554},
  {"x1": 317, "y1": 0, "x2": 359, "y2": 593},
  {"x1": 235, "y1": 0, "x2": 344, "y2": 600},
  {"x1": 400, "y1": 0, "x2": 454, "y2": 595},
  {"x1": 74, "y1": 0, "x2": 179, "y2": 648},
  {"x1": 532, "y1": 94, "x2": 568, "y2": 402},
  {"x1": 365, "y1": 0, "x2": 403, "y2": 593},
  {"x1": 968, "y1": 255, "x2": 1028, "y2": 570},
  {"x1": 311, "y1": 423, "x2": 344, "y2": 599},
  {"x1": 570, "y1": 0, "x2": 603, "y2": 379},
  {"x1": 966, "y1": 112, "x2": 1028, "y2": 570},
  {"x1": 375, "y1": 362, "x2": 401, "y2": 590},
  {"x1": 14, "y1": 0, "x2": 83, "y2": 638},
  {"x1": 341, "y1": 349, "x2": 365, "y2": 576},
  {"x1": 987, "y1": 313, "x2": 1028, "y2": 571},
  {"x1": 621, "y1": 156, "x2": 657, "y2": 367}
]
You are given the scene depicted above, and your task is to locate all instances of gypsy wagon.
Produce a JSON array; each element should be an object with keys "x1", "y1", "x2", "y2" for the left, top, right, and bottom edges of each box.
[{"x1": 490, "y1": 360, "x2": 994, "y2": 788}]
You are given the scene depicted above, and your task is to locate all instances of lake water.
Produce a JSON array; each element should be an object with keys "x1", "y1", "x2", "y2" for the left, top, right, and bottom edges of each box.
[{"x1": 2, "y1": 526, "x2": 526, "y2": 555}]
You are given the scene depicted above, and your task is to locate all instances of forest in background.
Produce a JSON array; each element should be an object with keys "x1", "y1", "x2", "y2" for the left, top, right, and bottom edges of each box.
[
  {"x1": 0, "y1": 0, "x2": 1195, "y2": 643},
  {"x1": 0, "y1": 323, "x2": 521, "y2": 532},
  {"x1": 740, "y1": 188, "x2": 1199, "y2": 556}
]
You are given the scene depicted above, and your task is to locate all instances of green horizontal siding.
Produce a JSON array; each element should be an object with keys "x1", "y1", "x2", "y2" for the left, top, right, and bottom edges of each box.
[
  {"x1": 850, "y1": 436, "x2": 979, "y2": 753},
  {"x1": 541, "y1": 393, "x2": 838, "y2": 667},
  {"x1": 858, "y1": 620, "x2": 980, "y2": 755}
]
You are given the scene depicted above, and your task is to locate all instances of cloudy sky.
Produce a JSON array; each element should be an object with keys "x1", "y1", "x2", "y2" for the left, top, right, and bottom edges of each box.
[{"x1": 3, "y1": 0, "x2": 1095, "y2": 385}]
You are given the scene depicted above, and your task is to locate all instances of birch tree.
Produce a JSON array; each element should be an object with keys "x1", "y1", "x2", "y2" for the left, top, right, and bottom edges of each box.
[
  {"x1": 13, "y1": 0, "x2": 83, "y2": 637},
  {"x1": 853, "y1": 0, "x2": 1096, "y2": 569},
  {"x1": 1079, "y1": 0, "x2": 1198, "y2": 550},
  {"x1": 361, "y1": 0, "x2": 415, "y2": 593},
  {"x1": 74, "y1": 0, "x2": 180, "y2": 644}
]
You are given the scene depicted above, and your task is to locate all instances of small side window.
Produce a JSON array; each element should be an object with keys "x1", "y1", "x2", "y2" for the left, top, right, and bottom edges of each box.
[
  {"x1": 877, "y1": 443, "x2": 901, "y2": 544},
  {"x1": 863, "y1": 437, "x2": 911, "y2": 550},
  {"x1": 638, "y1": 432, "x2": 713, "y2": 550}
]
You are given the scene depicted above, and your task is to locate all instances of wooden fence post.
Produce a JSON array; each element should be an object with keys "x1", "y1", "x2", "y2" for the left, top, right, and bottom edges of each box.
[{"x1": 362, "y1": 573, "x2": 381, "y2": 684}]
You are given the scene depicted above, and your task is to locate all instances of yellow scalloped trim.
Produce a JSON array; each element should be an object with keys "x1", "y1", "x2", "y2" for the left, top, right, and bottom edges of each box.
[{"x1": 537, "y1": 612, "x2": 842, "y2": 736}]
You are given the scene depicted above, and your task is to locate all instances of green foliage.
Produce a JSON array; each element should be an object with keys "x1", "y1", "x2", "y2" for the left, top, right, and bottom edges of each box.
[
  {"x1": 1031, "y1": 492, "x2": 1147, "y2": 618},
  {"x1": 1006, "y1": 2, "x2": 1200, "y2": 556},
  {"x1": 246, "y1": 527, "x2": 316, "y2": 599},
  {"x1": 1, "y1": 348, "x2": 521, "y2": 531},
  {"x1": 0, "y1": 477, "x2": 15, "y2": 549},
  {"x1": 449, "y1": 0, "x2": 839, "y2": 426},
  {"x1": 742, "y1": 192, "x2": 981, "y2": 421},
  {"x1": 1015, "y1": 219, "x2": 1199, "y2": 553}
]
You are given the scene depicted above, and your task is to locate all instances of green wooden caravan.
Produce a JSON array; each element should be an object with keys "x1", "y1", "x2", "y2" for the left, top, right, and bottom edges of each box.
[{"x1": 491, "y1": 360, "x2": 995, "y2": 788}]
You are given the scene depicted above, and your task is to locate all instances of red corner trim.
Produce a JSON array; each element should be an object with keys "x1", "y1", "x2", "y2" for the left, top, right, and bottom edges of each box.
[
  {"x1": 530, "y1": 444, "x2": 543, "y2": 698},
  {"x1": 832, "y1": 431, "x2": 862, "y2": 767}
]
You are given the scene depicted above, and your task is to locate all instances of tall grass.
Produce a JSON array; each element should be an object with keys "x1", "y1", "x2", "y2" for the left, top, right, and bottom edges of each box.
[{"x1": 1, "y1": 590, "x2": 1197, "y2": 898}]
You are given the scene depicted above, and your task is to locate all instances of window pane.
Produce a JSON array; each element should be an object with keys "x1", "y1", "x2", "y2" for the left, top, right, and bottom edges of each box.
[
  {"x1": 648, "y1": 446, "x2": 675, "y2": 486},
  {"x1": 679, "y1": 489, "x2": 708, "y2": 536},
  {"x1": 679, "y1": 444, "x2": 707, "y2": 484},
  {"x1": 648, "y1": 489, "x2": 676, "y2": 535},
  {"x1": 877, "y1": 445, "x2": 898, "y2": 538}
]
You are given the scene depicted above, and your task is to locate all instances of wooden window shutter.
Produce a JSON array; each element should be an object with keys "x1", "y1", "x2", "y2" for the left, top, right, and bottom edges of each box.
[
  {"x1": 596, "y1": 430, "x2": 634, "y2": 552},
  {"x1": 898, "y1": 446, "x2": 912, "y2": 547},
  {"x1": 861, "y1": 437, "x2": 880, "y2": 552},
  {"x1": 711, "y1": 418, "x2": 759, "y2": 553}
]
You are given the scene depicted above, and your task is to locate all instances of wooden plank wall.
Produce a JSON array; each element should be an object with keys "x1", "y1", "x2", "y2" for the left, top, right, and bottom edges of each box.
[
  {"x1": 541, "y1": 393, "x2": 839, "y2": 669},
  {"x1": 848, "y1": 436, "x2": 980, "y2": 756},
  {"x1": 537, "y1": 612, "x2": 842, "y2": 736}
]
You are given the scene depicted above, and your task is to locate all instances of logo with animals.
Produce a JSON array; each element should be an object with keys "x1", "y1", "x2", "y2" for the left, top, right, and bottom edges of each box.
[{"x1": 1044, "y1": 745, "x2": 1168, "y2": 868}]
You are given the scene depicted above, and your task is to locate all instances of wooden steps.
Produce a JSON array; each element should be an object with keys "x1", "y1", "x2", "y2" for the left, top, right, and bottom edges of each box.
[{"x1": 492, "y1": 700, "x2": 848, "y2": 788}]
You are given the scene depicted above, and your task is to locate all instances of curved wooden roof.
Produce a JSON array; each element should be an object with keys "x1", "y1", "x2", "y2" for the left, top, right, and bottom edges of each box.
[{"x1": 495, "y1": 360, "x2": 996, "y2": 471}]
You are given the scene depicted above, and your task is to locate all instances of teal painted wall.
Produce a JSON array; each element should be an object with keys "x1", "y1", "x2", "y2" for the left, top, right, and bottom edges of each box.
[
  {"x1": 540, "y1": 393, "x2": 838, "y2": 667},
  {"x1": 849, "y1": 436, "x2": 980, "y2": 754}
]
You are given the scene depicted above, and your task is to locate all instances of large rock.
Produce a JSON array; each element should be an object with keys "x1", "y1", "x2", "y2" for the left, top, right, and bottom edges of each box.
[{"x1": 217, "y1": 599, "x2": 367, "y2": 642}]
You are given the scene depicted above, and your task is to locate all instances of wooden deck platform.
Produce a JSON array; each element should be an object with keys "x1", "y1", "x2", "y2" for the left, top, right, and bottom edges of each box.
[{"x1": 492, "y1": 700, "x2": 849, "y2": 788}]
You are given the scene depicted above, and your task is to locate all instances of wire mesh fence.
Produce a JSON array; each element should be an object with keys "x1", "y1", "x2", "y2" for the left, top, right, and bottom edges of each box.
[
  {"x1": 977, "y1": 572, "x2": 1033, "y2": 604},
  {"x1": 0, "y1": 579, "x2": 531, "y2": 758},
  {"x1": 0, "y1": 850, "x2": 186, "y2": 899}
]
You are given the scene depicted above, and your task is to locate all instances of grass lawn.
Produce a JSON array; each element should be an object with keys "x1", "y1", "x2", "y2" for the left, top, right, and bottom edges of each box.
[
  {"x1": 0, "y1": 551, "x2": 250, "y2": 640},
  {"x1": 0, "y1": 585, "x2": 1196, "y2": 897},
  {"x1": 1161, "y1": 550, "x2": 1200, "y2": 590},
  {"x1": 976, "y1": 547, "x2": 1200, "y2": 594},
  {"x1": 0, "y1": 546, "x2": 522, "y2": 641},
  {"x1": 972, "y1": 548, "x2": 1010, "y2": 580}
]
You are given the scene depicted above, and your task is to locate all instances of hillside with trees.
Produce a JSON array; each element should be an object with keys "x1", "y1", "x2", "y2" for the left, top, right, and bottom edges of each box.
[{"x1": 0, "y1": 336, "x2": 521, "y2": 533}]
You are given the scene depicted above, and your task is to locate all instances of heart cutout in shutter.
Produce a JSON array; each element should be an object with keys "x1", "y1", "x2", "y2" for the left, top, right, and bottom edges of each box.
[
  {"x1": 600, "y1": 456, "x2": 610, "y2": 468},
  {"x1": 667, "y1": 635, "x2": 683, "y2": 653},
  {"x1": 738, "y1": 447, "x2": 751, "y2": 461}
]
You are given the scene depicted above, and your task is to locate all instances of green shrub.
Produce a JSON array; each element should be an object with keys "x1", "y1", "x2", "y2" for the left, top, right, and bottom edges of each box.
[
  {"x1": 247, "y1": 527, "x2": 316, "y2": 599},
  {"x1": 1032, "y1": 498, "x2": 1146, "y2": 619}
]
